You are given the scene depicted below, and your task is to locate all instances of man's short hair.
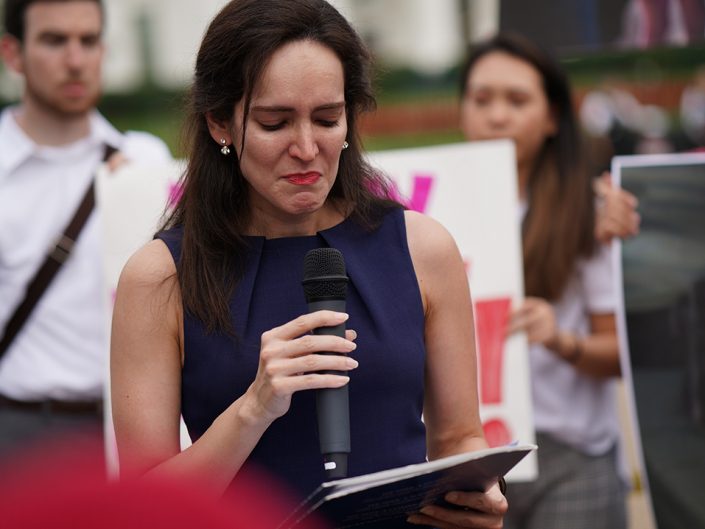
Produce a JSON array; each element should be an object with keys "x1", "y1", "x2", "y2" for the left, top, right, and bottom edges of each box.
[{"x1": 3, "y1": 0, "x2": 104, "y2": 41}]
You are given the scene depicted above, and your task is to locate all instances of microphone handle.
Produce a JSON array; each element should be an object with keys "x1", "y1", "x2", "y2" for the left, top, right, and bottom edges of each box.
[{"x1": 308, "y1": 298, "x2": 350, "y2": 479}]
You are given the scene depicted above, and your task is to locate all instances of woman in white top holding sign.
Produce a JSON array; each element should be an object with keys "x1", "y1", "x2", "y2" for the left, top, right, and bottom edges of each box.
[{"x1": 459, "y1": 33, "x2": 630, "y2": 529}]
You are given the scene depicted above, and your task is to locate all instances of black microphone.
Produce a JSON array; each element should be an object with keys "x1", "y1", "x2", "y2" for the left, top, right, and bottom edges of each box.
[{"x1": 302, "y1": 247, "x2": 350, "y2": 479}]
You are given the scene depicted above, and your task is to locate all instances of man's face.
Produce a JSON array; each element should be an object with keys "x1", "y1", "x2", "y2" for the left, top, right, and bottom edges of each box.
[{"x1": 15, "y1": 1, "x2": 104, "y2": 117}]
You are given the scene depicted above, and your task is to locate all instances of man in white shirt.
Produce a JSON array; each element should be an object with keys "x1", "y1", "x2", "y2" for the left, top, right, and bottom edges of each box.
[{"x1": 0, "y1": 0, "x2": 172, "y2": 457}]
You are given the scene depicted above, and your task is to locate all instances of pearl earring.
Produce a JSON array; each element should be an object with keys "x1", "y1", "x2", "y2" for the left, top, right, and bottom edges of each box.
[
  {"x1": 342, "y1": 141, "x2": 349, "y2": 150},
  {"x1": 220, "y1": 138, "x2": 231, "y2": 156}
]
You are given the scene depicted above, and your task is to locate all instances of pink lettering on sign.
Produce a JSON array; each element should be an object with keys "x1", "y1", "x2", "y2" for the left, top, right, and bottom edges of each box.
[
  {"x1": 167, "y1": 181, "x2": 183, "y2": 208},
  {"x1": 474, "y1": 297, "x2": 512, "y2": 447},
  {"x1": 406, "y1": 174, "x2": 434, "y2": 213},
  {"x1": 387, "y1": 174, "x2": 435, "y2": 213}
]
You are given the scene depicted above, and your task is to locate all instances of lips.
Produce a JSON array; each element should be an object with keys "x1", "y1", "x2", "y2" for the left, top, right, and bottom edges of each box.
[
  {"x1": 285, "y1": 172, "x2": 320, "y2": 185},
  {"x1": 62, "y1": 82, "x2": 87, "y2": 98}
]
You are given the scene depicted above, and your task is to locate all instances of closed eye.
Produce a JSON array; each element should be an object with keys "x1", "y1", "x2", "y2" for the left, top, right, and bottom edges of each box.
[
  {"x1": 508, "y1": 94, "x2": 529, "y2": 107},
  {"x1": 259, "y1": 122, "x2": 285, "y2": 131}
]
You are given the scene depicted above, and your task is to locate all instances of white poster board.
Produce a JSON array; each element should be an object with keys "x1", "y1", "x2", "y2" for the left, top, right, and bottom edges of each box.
[
  {"x1": 98, "y1": 140, "x2": 536, "y2": 481},
  {"x1": 99, "y1": 159, "x2": 186, "y2": 298}
]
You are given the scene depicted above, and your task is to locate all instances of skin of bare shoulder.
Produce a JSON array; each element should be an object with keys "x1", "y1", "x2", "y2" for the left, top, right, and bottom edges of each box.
[
  {"x1": 120, "y1": 239, "x2": 178, "y2": 285},
  {"x1": 112, "y1": 239, "x2": 183, "y2": 358},
  {"x1": 403, "y1": 210, "x2": 465, "y2": 315}
]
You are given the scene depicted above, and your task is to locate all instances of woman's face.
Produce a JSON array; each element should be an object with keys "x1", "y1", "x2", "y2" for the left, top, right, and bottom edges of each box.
[
  {"x1": 460, "y1": 51, "x2": 556, "y2": 170},
  {"x1": 231, "y1": 39, "x2": 348, "y2": 228}
]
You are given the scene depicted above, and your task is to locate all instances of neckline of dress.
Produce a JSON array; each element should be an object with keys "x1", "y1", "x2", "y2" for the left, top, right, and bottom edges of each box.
[{"x1": 246, "y1": 215, "x2": 352, "y2": 243}]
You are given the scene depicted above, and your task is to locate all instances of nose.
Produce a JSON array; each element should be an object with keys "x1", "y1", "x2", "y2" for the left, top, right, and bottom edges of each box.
[
  {"x1": 289, "y1": 123, "x2": 319, "y2": 161},
  {"x1": 487, "y1": 101, "x2": 512, "y2": 127},
  {"x1": 65, "y1": 39, "x2": 86, "y2": 70}
]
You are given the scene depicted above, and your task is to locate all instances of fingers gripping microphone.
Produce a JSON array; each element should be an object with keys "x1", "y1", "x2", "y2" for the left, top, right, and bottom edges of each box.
[{"x1": 302, "y1": 248, "x2": 350, "y2": 479}]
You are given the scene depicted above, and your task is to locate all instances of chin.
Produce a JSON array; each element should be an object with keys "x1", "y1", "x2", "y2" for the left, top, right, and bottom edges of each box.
[
  {"x1": 57, "y1": 94, "x2": 101, "y2": 116},
  {"x1": 291, "y1": 204, "x2": 324, "y2": 216},
  {"x1": 287, "y1": 197, "x2": 327, "y2": 215}
]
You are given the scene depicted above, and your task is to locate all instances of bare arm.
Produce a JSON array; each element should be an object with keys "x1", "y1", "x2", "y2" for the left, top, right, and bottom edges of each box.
[
  {"x1": 547, "y1": 312, "x2": 621, "y2": 378},
  {"x1": 404, "y1": 211, "x2": 486, "y2": 458},
  {"x1": 111, "y1": 239, "x2": 358, "y2": 494},
  {"x1": 405, "y1": 211, "x2": 507, "y2": 528},
  {"x1": 508, "y1": 298, "x2": 620, "y2": 378},
  {"x1": 111, "y1": 240, "x2": 268, "y2": 492}
]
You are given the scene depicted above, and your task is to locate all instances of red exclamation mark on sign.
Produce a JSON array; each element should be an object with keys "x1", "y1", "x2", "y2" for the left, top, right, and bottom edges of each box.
[{"x1": 474, "y1": 297, "x2": 512, "y2": 447}]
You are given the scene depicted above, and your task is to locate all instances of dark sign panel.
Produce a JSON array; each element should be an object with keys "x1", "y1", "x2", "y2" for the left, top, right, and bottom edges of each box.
[{"x1": 613, "y1": 153, "x2": 705, "y2": 529}]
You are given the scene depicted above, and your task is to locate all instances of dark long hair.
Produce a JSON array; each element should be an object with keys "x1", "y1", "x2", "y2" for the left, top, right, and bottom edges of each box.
[
  {"x1": 459, "y1": 32, "x2": 596, "y2": 301},
  {"x1": 160, "y1": 0, "x2": 398, "y2": 334}
]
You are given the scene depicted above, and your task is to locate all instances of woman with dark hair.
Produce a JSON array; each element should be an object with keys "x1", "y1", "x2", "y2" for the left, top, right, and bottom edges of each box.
[
  {"x1": 459, "y1": 33, "x2": 627, "y2": 528},
  {"x1": 110, "y1": 1, "x2": 506, "y2": 527}
]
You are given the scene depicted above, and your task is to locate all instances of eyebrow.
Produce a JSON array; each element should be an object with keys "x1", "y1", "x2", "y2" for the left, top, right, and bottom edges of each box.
[
  {"x1": 37, "y1": 29, "x2": 101, "y2": 40},
  {"x1": 467, "y1": 83, "x2": 533, "y2": 94},
  {"x1": 251, "y1": 102, "x2": 346, "y2": 113}
]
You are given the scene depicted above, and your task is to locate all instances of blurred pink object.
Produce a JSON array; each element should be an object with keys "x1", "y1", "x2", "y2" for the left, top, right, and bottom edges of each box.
[{"x1": 0, "y1": 433, "x2": 329, "y2": 529}]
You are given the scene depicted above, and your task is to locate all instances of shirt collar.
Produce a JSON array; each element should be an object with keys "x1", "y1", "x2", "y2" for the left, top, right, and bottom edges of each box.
[
  {"x1": 0, "y1": 107, "x2": 34, "y2": 174},
  {"x1": 0, "y1": 107, "x2": 124, "y2": 174},
  {"x1": 89, "y1": 110, "x2": 124, "y2": 151}
]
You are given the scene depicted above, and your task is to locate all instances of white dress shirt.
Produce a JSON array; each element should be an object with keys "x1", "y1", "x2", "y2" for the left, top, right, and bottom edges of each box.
[{"x1": 0, "y1": 107, "x2": 172, "y2": 400}]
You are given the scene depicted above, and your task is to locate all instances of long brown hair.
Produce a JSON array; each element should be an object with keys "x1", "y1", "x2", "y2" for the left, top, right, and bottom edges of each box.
[
  {"x1": 160, "y1": 0, "x2": 398, "y2": 333},
  {"x1": 459, "y1": 33, "x2": 596, "y2": 301}
]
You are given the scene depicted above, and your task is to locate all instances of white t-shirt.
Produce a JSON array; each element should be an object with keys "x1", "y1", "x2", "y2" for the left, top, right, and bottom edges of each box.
[
  {"x1": 0, "y1": 108, "x2": 172, "y2": 400},
  {"x1": 529, "y1": 241, "x2": 621, "y2": 456}
]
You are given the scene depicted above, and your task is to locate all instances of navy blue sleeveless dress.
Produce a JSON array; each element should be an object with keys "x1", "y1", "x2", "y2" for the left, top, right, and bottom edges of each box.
[{"x1": 158, "y1": 207, "x2": 427, "y2": 499}]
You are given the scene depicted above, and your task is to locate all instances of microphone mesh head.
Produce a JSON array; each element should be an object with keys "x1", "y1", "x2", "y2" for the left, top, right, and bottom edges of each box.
[{"x1": 302, "y1": 248, "x2": 348, "y2": 302}]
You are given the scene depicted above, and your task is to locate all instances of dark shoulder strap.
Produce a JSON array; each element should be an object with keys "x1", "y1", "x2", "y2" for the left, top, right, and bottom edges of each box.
[{"x1": 0, "y1": 144, "x2": 118, "y2": 359}]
